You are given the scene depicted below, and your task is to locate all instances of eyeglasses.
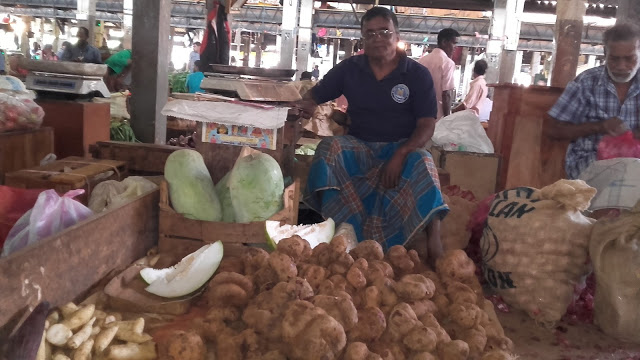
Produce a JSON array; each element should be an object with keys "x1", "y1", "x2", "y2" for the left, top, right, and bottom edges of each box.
[{"x1": 362, "y1": 29, "x2": 394, "y2": 41}]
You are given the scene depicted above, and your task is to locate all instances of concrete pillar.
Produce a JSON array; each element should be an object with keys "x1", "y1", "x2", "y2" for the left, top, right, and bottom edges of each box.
[
  {"x1": 551, "y1": 0, "x2": 585, "y2": 88},
  {"x1": 295, "y1": 0, "x2": 313, "y2": 73},
  {"x1": 122, "y1": 0, "x2": 133, "y2": 49},
  {"x1": 53, "y1": 20, "x2": 61, "y2": 52},
  {"x1": 332, "y1": 39, "x2": 340, "y2": 66},
  {"x1": 255, "y1": 33, "x2": 263, "y2": 68},
  {"x1": 38, "y1": 18, "x2": 45, "y2": 46},
  {"x1": 130, "y1": 0, "x2": 171, "y2": 144},
  {"x1": 530, "y1": 51, "x2": 541, "y2": 82},
  {"x1": 512, "y1": 50, "x2": 523, "y2": 83},
  {"x1": 279, "y1": 0, "x2": 299, "y2": 69},
  {"x1": 242, "y1": 34, "x2": 251, "y2": 67},
  {"x1": 168, "y1": 27, "x2": 175, "y2": 68},
  {"x1": 486, "y1": 0, "x2": 525, "y2": 84},
  {"x1": 76, "y1": 0, "x2": 96, "y2": 48},
  {"x1": 20, "y1": 17, "x2": 31, "y2": 59},
  {"x1": 617, "y1": 0, "x2": 640, "y2": 25}
]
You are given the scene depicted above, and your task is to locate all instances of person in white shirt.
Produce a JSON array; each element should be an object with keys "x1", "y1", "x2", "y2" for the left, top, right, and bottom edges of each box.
[
  {"x1": 188, "y1": 42, "x2": 201, "y2": 72},
  {"x1": 453, "y1": 59, "x2": 489, "y2": 116},
  {"x1": 418, "y1": 28, "x2": 460, "y2": 120}
]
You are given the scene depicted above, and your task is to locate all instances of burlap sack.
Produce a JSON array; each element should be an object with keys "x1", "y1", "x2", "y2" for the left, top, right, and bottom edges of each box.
[
  {"x1": 481, "y1": 179, "x2": 596, "y2": 325},
  {"x1": 590, "y1": 202, "x2": 640, "y2": 343}
]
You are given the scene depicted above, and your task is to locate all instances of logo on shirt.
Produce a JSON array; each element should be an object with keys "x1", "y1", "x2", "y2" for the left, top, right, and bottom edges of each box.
[{"x1": 391, "y1": 84, "x2": 410, "y2": 103}]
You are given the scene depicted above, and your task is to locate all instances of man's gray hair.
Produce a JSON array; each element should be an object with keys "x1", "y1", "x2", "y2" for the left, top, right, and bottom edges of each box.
[{"x1": 603, "y1": 23, "x2": 640, "y2": 46}]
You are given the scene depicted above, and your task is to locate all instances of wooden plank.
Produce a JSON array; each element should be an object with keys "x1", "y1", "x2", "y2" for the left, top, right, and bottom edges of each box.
[
  {"x1": 441, "y1": 151, "x2": 500, "y2": 200},
  {"x1": 0, "y1": 189, "x2": 159, "y2": 334},
  {"x1": 0, "y1": 127, "x2": 54, "y2": 184},
  {"x1": 91, "y1": 141, "x2": 180, "y2": 174}
]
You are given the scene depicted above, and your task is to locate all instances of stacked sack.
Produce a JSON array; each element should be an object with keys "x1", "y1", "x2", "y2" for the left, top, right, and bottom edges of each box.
[{"x1": 481, "y1": 180, "x2": 596, "y2": 326}]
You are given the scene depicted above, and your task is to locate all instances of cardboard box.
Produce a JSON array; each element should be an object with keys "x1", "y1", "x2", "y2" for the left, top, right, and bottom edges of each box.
[{"x1": 431, "y1": 147, "x2": 500, "y2": 200}]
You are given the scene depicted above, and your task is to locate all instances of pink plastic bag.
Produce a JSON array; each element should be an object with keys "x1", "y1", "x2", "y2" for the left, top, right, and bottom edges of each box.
[
  {"x1": 0, "y1": 186, "x2": 44, "y2": 249},
  {"x1": 597, "y1": 131, "x2": 640, "y2": 160},
  {"x1": 1, "y1": 189, "x2": 93, "y2": 257}
]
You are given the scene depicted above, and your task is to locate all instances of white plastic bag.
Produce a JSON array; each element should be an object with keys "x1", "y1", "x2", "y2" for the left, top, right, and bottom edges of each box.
[
  {"x1": 0, "y1": 92, "x2": 44, "y2": 133},
  {"x1": 1, "y1": 189, "x2": 93, "y2": 257},
  {"x1": 481, "y1": 180, "x2": 596, "y2": 325},
  {"x1": 88, "y1": 176, "x2": 157, "y2": 213},
  {"x1": 578, "y1": 158, "x2": 640, "y2": 211},
  {"x1": 590, "y1": 202, "x2": 640, "y2": 343},
  {"x1": 432, "y1": 110, "x2": 494, "y2": 153}
]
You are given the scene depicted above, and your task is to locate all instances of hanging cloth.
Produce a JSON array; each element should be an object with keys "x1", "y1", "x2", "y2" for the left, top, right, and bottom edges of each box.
[{"x1": 200, "y1": 1, "x2": 231, "y2": 72}]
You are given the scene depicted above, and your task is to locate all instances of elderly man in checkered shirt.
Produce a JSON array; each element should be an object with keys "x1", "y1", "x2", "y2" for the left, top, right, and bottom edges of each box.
[{"x1": 546, "y1": 23, "x2": 640, "y2": 211}]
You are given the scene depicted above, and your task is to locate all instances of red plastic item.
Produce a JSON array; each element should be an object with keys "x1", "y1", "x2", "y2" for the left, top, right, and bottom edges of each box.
[
  {"x1": 0, "y1": 186, "x2": 44, "y2": 250},
  {"x1": 597, "y1": 131, "x2": 640, "y2": 160}
]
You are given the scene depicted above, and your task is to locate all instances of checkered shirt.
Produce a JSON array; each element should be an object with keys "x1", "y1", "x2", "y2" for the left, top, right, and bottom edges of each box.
[{"x1": 548, "y1": 65, "x2": 640, "y2": 179}]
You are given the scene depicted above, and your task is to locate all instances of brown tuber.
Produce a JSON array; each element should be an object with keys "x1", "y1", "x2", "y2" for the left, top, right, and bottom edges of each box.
[
  {"x1": 205, "y1": 272, "x2": 253, "y2": 307},
  {"x1": 343, "y1": 342, "x2": 384, "y2": 360},
  {"x1": 158, "y1": 330, "x2": 206, "y2": 360}
]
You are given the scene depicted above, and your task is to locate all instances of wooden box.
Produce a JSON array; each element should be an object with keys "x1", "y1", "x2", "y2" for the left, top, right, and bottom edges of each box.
[
  {"x1": 4, "y1": 156, "x2": 128, "y2": 204},
  {"x1": 0, "y1": 189, "x2": 159, "y2": 337},
  {"x1": 488, "y1": 84, "x2": 570, "y2": 190},
  {"x1": 36, "y1": 100, "x2": 110, "y2": 158},
  {"x1": 159, "y1": 180, "x2": 300, "y2": 258},
  {"x1": 0, "y1": 127, "x2": 54, "y2": 184},
  {"x1": 431, "y1": 147, "x2": 500, "y2": 200},
  {"x1": 91, "y1": 141, "x2": 180, "y2": 174}
]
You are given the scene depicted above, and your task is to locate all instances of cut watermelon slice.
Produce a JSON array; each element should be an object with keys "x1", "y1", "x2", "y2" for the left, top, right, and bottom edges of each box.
[
  {"x1": 141, "y1": 241, "x2": 223, "y2": 298},
  {"x1": 265, "y1": 218, "x2": 335, "y2": 249}
]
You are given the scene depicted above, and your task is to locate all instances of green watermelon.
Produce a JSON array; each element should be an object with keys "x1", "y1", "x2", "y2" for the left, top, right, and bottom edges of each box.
[{"x1": 165, "y1": 149, "x2": 222, "y2": 221}]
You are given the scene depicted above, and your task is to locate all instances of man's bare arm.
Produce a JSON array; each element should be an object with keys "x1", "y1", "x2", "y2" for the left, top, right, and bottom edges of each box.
[
  {"x1": 544, "y1": 115, "x2": 626, "y2": 140},
  {"x1": 397, "y1": 117, "x2": 436, "y2": 157},
  {"x1": 442, "y1": 90, "x2": 453, "y2": 117}
]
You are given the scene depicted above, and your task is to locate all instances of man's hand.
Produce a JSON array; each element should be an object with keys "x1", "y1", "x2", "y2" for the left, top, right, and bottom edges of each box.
[
  {"x1": 601, "y1": 117, "x2": 628, "y2": 136},
  {"x1": 380, "y1": 151, "x2": 406, "y2": 189}
]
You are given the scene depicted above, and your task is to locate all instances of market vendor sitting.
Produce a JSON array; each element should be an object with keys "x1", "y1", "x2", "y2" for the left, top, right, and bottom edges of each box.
[
  {"x1": 298, "y1": 7, "x2": 449, "y2": 266},
  {"x1": 547, "y1": 23, "x2": 640, "y2": 210}
]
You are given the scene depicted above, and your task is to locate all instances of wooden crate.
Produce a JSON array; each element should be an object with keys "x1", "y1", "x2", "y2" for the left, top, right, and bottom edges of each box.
[
  {"x1": 431, "y1": 147, "x2": 500, "y2": 200},
  {"x1": 4, "y1": 156, "x2": 128, "y2": 204},
  {"x1": 0, "y1": 127, "x2": 54, "y2": 184},
  {"x1": 37, "y1": 100, "x2": 110, "y2": 158},
  {"x1": 0, "y1": 189, "x2": 158, "y2": 336},
  {"x1": 159, "y1": 180, "x2": 300, "y2": 258},
  {"x1": 91, "y1": 141, "x2": 180, "y2": 174}
]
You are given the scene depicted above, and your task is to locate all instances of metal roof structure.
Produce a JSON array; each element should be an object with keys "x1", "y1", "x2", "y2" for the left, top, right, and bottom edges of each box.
[{"x1": 0, "y1": 0, "x2": 608, "y2": 54}]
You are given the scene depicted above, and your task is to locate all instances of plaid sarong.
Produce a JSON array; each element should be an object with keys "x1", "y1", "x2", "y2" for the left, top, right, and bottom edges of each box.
[{"x1": 303, "y1": 135, "x2": 449, "y2": 250}]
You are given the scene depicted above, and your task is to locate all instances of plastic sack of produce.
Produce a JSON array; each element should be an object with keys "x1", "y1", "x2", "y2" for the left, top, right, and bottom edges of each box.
[
  {"x1": 590, "y1": 201, "x2": 640, "y2": 343},
  {"x1": 0, "y1": 93, "x2": 45, "y2": 133},
  {"x1": 597, "y1": 131, "x2": 640, "y2": 160},
  {"x1": 88, "y1": 176, "x2": 158, "y2": 213},
  {"x1": 432, "y1": 109, "x2": 494, "y2": 153},
  {"x1": 441, "y1": 185, "x2": 478, "y2": 251},
  {"x1": 481, "y1": 179, "x2": 597, "y2": 325},
  {"x1": 1, "y1": 189, "x2": 93, "y2": 257},
  {"x1": 0, "y1": 186, "x2": 44, "y2": 250}
]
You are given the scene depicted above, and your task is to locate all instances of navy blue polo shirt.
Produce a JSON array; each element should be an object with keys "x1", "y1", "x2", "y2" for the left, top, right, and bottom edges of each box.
[{"x1": 311, "y1": 54, "x2": 438, "y2": 142}]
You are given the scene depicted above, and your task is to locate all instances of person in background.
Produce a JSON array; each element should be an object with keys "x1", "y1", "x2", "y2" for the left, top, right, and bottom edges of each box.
[
  {"x1": 300, "y1": 71, "x2": 313, "y2": 81},
  {"x1": 61, "y1": 27, "x2": 102, "y2": 64},
  {"x1": 31, "y1": 42, "x2": 41, "y2": 59},
  {"x1": 452, "y1": 59, "x2": 488, "y2": 116},
  {"x1": 41, "y1": 44, "x2": 58, "y2": 61},
  {"x1": 0, "y1": 49, "x2": 5, "y2": 75},
  {"x1": 186, "y1": 60, "x2": 205, "y2": 93},
  {"x1": 104, "y1": 49, "x2": 132, "y2": 92},
  {"x1": 311, "y1": 65, "x2": 320, "y2": 80},
  {"x1": 297, "y1": 7, "x2": 447, "y2": 267},
  {"x1": 57, "y1": 41, "x2": 71, "y2": 59},
  {"x1": 230, "y1": 56, "x2": 237, "y2": 66},
  {"x1": 418, "y1": 28, "x2": 459, "y2": 120},
  {"x1": 188, "y1": 41, "x2": 201, "y2": 72}
]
